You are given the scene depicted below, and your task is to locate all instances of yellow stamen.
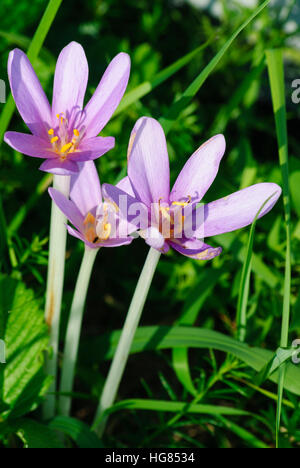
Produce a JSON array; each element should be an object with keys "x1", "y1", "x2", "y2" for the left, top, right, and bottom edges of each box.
[
  {"x1": 73, "y1": 129, "x2": 80, "y2": 137},
  {"x1": 51, "y1": 136, "x2": 59, "y2": 144},
  {"x1": 56, "y1": 114, "x2": 60, "y2": 119},
  {"x1": 172, "y1": 195, "x2": 192, "y2": 207},
  {"x1": 48, "y1": 128, "x2": 54, "y2": 135},
  {"x1": 61, "y1": 142, "x2": 73, "y2": 153},
  {"x1": 84, "y1": 213, "x2": 96, "y2": 225},
  {"x1": 102, "y1": 223, "x2": 112, "y2": 240}
]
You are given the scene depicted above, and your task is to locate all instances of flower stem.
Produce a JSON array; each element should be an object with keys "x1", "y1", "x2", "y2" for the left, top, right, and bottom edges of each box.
[
  {"x1": 43, "y1": 174, "x2": 70, "y2": 420},
  {"x1": 93, "y1": 247, "x2": 161, "y2": 436},
  {"x1": 58, "y1": 246, "x2": 98, "y2": 417}
]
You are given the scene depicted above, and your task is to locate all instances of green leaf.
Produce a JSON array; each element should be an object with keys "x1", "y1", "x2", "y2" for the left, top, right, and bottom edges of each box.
[
  {"x1": 107, "y1": 398, "x2": 252, "y2": 418},
  {"x1": 50, "y1": 416, "x2": 103, "y2": 448},
  {"x1": 266, "y1": 48, "x2": 291, "y2": 448},
  {"x1": 172, "y1": 268, "x2": 225, "y2": 397},
  {"x1": 159, "y1": 0, "x2": 271, "y2": 134},
  {"x1": 114, "y1": 39, "x2": 212, "y2": 116},
  {"x1": 80, "y1": 325, "x2": 300, "y2": 396},
  {"x1": 236, "y1": 193, "x2": 279, "y2": 342},
  {"x1": 0, "y1": 275, "x2": 50, "y2": 420},
  {"x1": 13, "y1": 419, "x2": 64, "y2": 448}
]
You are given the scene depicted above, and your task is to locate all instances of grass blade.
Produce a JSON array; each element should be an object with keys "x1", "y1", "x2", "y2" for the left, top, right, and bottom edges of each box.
[
  {"x1": 159, "y1": 0, "x2": 271, "y2": 135},
  {"x1": 236, "y1": 193, "x2": 279, "y2": 342},
  {"x1": 266, "y1": 49, "x2": 291, "y2": 448},
  {"x1": 114, "y1": 38, "x2": 213, "y2": 116}
]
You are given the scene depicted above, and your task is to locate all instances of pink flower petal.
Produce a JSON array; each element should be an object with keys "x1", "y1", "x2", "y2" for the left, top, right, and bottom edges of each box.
[
  {"x1": 128, "y1": 117, "x2": 170, "y2": 206},
  {"x1": 170, "y1": 238, "x2": 222, "y2": 260},
  {"x1": 70, "y1": 161, "x2": 102, "y2": 216},
  {"x1": 83, "y1": 52, "x2": 131, "y2": 138},
  {"x1": 4, "y1": 131, "x2": 54, "y2": 159},
  {"x1": 170, "y1": 134, "x2": 226, "y2": 204},
  {"x1": 200, "y1": 183, "x2": 282, "y2": 238},
  {"x1": 39, "y1": 158, "x2": 79, "y2": 175},
  {"x1": 8, "y1": 49, "x2": 52, "y2": 138},
  {"x1": 52, "y1": 42, "x2": 89, "y2": 125}
]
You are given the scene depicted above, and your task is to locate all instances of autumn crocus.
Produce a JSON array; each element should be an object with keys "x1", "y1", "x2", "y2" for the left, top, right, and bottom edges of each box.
[
  {"x1": 49, "y1": 161, "x2": 134, "y2": 248},
  {"x1": 94, "y1": 117, "x2": 282, "y2": 436},
  {"x1": 4, "y1": 41, "x2": 131, "y2": 175},
  {"x1": 103, "y1": 117, "x2": 282, "y2": 258},
  {"x1": 48, "y1": 161, "x2": 134, "y2": 418}
]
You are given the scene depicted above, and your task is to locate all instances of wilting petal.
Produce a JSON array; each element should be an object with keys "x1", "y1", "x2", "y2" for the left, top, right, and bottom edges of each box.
[
  {"x1": 83, "y1": 53, "x2": 131, "y2": 138},
  {"x1": 70, "y1": 161, "x2": 102, "y2": 216},
  {"x1": 4, "y1": 132, "x2": 54, "y2": 159},
  {"x1": 52, "y1": 42, "x2": 89, "y2": 124},
  {"x1": 68, "y1": 136, "x2": 115, "y2": 162},
  {"x1": 128, "y1": 117, "x2": 170, "y2": 206},
  {"x1": 40, "y1": 158, "x2": 79, "y2": 175},
  {"x1": 102, "y1": 183, "x2": 148, "y2": 229},
  {"x1": 200, "y1": 183, "x2": 282, "y2": 238},
  {"x1": 170, "y1": 238, "x2": 222, "y2": 260},
  {"x1": 8, "y1": 49, "x2": 52, "y2": 138},
  {"x1": 116, "y1": 176, "x2": 135, "y2": 197},
  {"x1": 49, "y1": 188, "x2": 84, "y2": 230},
  {"x1": 170, "y1": 134, "x2": 226, "y2": 204}
]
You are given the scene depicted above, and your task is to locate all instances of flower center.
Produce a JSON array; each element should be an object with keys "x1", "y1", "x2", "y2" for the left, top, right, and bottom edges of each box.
[
  {"x1": 48, "y1": 113, "x2": 83, "y2": 161},
  {"x1": 83, "y1": 210, "x2": 111, "y2": 244},
  {"x1": 157, "y1": 197, "x2": 191, "y2": 240}
]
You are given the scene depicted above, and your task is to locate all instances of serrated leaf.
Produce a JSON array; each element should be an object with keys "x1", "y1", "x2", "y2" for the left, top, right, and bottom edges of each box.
[{"x1": 0, "y1": 275, "x2": 50, "y2": 420}]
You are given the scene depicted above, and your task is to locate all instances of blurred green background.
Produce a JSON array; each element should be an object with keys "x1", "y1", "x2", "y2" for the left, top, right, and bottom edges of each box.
[{"x1": 0, "y1": 0, "x2": 300, "y2": 448}]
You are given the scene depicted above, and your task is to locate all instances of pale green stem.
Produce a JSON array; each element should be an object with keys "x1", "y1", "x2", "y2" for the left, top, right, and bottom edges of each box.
[
  {"x1": 43, "y1": 175, "x2": 70, "y2": 420},
  {"x1": 93, "y1": 247, "x2": 161, "y2": 436},
  {"x1": 58, "y1": 246, "x2": 99, "y2": 417}
]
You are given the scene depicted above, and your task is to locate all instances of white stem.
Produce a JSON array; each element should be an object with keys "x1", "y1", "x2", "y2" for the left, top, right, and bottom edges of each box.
[
  {"x1": 93, "y1": 247, "x2": 161, "y2": 436},
  {"x1": 43, "y1": 174, "x2": 70, "y2": 420},
  {"x1": 58, "y1": 246, "x2": 98, "y2": 416}
]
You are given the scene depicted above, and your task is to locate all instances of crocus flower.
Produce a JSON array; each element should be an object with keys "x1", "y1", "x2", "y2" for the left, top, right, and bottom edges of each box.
[
  {"x1": 49, "y1": 161, "x2": 134, "y2": 248},
  {"x1": 102, "y1": 117, "x2": 282, "y2": 260},
  {"x1": 5, "y1": 42, "x2": 130, "y2": 175}
]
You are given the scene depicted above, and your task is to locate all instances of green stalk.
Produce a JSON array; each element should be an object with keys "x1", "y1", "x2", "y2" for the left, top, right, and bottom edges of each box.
[
  {"x1": 266, "y1": 49, "x2": 291, "y2": 448},
  {"x1": 43, "y1": 174, "x2": 70, "y2": 420},
  {"x1": 93, "y1": 247, "x2": 161, "y2": 436},
  {"x1": 236, "y1": 194, "x2": 278, "y2": 342},
  {"x1": 58, "y1": 246, "x2": 99, "y2": 417},
  {"x1": 0, "y1": 0, "x2": 63, "y2": 145}
]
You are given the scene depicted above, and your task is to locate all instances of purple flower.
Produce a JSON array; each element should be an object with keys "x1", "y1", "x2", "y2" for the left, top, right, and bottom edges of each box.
[
  {"x1": 49, "y1": 161, "x2": 134, "y2": 249},
  {"x1": 102, "y1": 117, "x2": 282, "y2": 260},
  {"x1": 5, "y1": 42, "x2": 131, "y2": 175}
]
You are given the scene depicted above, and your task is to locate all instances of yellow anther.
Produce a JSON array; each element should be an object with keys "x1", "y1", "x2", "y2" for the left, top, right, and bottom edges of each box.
[
  {"x1": 51, "y1": 136, "x2": 59, "y2": 144},
  {"x1": 61, "y1": 142, "x2": 73, "y2": 153},
  {"x1": 73, "y1": 129, "x2": 80, "y2": 137},
  {"x1": 102, "y1": 223, "x2": 112, "y2": 240},
  {"x1": 56, "y1": 114, "x2": 60, "y2": 119},
  {"x1": 48, "y1": 128, "x2": 54, "y2": 135},
  {"x1": 172, "y1": 196, "x2": 192, "y2": 207},
  {"x1": 83, "y1": 213, "x2": 96, "y2": 225},
  {"x1": 172, "y1": 201, "x2": 188, "y2": 207}
]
